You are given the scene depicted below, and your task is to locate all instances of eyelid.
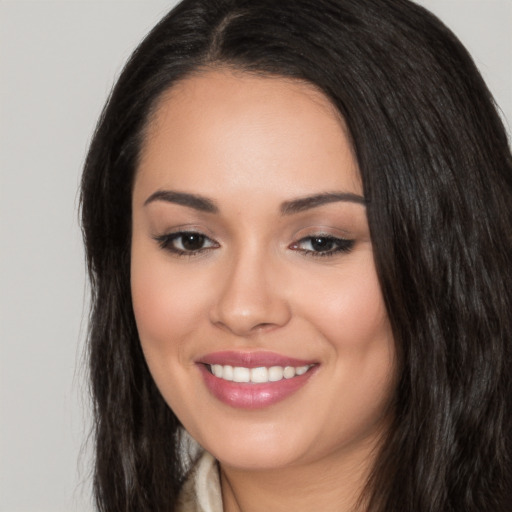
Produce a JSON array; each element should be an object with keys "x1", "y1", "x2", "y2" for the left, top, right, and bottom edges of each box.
[
  {"x1": 289, "y1": 232, "x2": 355, "y2": 257},
  {"x1": 152, "y1": 229, "x2": 220, "y2": 257}
]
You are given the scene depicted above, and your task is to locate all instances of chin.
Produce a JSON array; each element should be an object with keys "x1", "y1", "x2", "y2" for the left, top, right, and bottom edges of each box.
[
  {"x1": 188, "y1": 417, "x2": 318, "y2": 471},
  {"x1": 210, "y1": 442, "x2": 304, "y2": 471}
]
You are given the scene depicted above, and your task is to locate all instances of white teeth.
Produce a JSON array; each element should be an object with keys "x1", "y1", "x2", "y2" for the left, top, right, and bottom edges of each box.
[
  {"x1": 223, "y1": 365, "x2": 234, "y2": 381},
  {"x1": 212, "y1": 364, "x2": 223, "y2": 378},
  {"x1": 251, "y1": 367, "x2": 269, "y2": 383},
  {"x1": 295, "y1": 365, "x2": 309, "y2": 376},
  {"x1": 268, "y1": 366, "x2": 284, "y2": 381},
  {"x1": 209, "y1": 364, "x2": 312, "y2": 383},
  {"x1": 283, "y1": 366, "x2": 295, "y2": 379},
  {"x1": 233, "y1": 366, "x2": 250, "y2": 382}
]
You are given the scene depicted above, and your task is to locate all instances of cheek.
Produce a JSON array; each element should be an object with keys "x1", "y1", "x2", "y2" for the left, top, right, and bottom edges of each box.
[
  {"x1": 130, "y1": 251, "x2": 205, "y2": 417},
  {"x1": 132, "y1": 271, "x2": 188, "y2": 342},
  {"x1": 130, "y1": 240, "x2": 204, "y2": 379},
  {"x1": 131, "y1": 245, "x2": 207, "y2": 344},
  {"x1": 300, "y1": 254, "x2": 390, "y2": 352},
  {"x1": 131, "y1": 263, "x2": 171, "y2": 350},
  {"x1": 296, "y1": 254, "x2": 396, "y2": 423}
]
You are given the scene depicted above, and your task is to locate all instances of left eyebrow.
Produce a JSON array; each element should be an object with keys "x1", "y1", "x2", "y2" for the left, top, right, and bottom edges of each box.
[{"x1": 280, "y1": 192, "x2": 367, "y2": 215}]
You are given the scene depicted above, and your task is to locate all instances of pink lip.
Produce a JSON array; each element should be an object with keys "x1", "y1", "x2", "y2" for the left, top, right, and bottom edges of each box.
[
  {"x1": 197, "y1": 350, "x2": 314, "y2": 368},
  {"x1": 196, "y1": 351, "x2": 318, "y2": 410}
]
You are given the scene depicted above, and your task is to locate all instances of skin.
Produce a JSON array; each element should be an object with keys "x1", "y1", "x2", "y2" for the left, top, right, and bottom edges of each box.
[{"x1": 131, "y1": 69, "x2": 396, "y2": 512}]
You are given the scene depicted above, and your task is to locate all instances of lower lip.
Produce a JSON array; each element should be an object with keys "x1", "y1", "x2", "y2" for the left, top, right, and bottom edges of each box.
[{"x1": 198, "y1": 364, "x2": 316, "y2": 409}]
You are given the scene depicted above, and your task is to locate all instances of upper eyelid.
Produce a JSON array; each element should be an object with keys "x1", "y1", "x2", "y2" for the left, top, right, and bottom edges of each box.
[
  {"x1": 292, "y1": 234, "x2": 353, "y2": 245},
  {"x1": 157, "y1": 230, "x2": 218, "y2": 243},
  {"x1": 153, "y1": 231, "x2": 219, "y2": 257},
  {"x1": 154, "y1": 226, "x2": 218, "y2": 240},
  {"x1": 296, "y1": 232, "x2": 348, "y2": 239},
  {"x1": 292, "y1": 233, "x2": 352, "y2": 244},
  {"x1": 290, "y1": 234, "x2": 355, "y2": 254}
]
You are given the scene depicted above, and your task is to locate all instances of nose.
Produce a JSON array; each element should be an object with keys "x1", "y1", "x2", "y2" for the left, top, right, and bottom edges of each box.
[{"x1": 209, "y1": 248, "x2": 292, "y2": 337}]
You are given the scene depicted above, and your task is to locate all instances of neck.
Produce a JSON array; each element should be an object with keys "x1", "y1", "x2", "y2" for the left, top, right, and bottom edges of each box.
[{"x1": 219, "y1": 441, "x2": 378, "y2": 512}]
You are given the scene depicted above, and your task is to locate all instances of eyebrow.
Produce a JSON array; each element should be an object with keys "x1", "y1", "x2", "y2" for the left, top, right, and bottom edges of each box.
[
  {"x1": 144, "y1": 190, "x2": 219, "y2": 213},
  {"x1": 144, "y1": 189, "x2": 366, "y2": 215},
  {"x1": 280, "y1": 192, "x2": 367, "y2": 215}
]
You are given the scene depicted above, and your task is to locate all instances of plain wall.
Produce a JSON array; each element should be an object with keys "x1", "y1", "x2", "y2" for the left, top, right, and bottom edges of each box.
[{"x1": 0, "y1": 1, "x2": 510, "y2": 511}]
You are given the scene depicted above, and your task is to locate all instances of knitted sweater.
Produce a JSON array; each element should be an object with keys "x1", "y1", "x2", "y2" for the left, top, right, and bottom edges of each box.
[{"x1": 177, "y1": 451, "x2": 223, "y2": 512}]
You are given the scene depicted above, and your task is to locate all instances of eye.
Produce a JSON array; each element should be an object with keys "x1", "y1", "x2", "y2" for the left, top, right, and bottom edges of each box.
[
  {"x1": 290, "y1": 235, "x2": 354, "y2": 257},
  {"x1": 153, "y1": 231, "x2": 219, "y2": 256}
]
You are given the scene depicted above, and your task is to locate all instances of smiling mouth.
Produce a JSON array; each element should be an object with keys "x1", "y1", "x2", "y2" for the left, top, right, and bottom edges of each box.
[
  {"x1": 198, "y1": 354, "x2": 318, "y2": 408},
  {"x1": 206, "y1": 363, "x2": 314, "y2": 383}
]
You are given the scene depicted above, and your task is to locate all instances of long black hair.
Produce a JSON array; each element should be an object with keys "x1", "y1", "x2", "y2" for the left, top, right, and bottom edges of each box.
[{"x1": 81, "y1": 0, "x2": 512, "y2": 510}]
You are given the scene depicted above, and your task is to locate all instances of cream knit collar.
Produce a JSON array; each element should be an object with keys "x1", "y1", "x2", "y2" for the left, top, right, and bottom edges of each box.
[{"x1": 177, "y1": 451, "x2": 223, "y2": 512}]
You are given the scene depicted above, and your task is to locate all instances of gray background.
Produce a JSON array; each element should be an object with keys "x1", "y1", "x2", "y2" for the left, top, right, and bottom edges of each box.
[{"x1": 0, "y1": 1, "x2": 510, "y2": 510}]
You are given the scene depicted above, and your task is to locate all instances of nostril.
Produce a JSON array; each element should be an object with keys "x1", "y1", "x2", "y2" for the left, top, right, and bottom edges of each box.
[
  {"x1": 252, "y1": 322, "x2": 279, "y2": 333},
  {"x1": 211, "y1": 317, "x2": 287, "y2": 337}
]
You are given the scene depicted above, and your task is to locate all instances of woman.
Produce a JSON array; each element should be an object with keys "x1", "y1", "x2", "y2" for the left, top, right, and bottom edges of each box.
[{"x1": 80, "y1": 0, "x2": 512, "y2": 510}]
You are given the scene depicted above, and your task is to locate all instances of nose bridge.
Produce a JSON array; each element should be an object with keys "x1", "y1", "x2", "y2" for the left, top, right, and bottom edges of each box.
[{"x1": 210, "y1": 242, "x2": 290, "y2": 335}]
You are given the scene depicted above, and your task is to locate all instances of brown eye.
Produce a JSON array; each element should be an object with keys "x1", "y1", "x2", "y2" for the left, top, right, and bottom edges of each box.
[
  {"x1": 309, "y1": 237, "x2": 336, "y2": 252},
  {"x1": 181, "y1": 233, "x2": 206, "y2": 251},
  {"x1": 291, "y1": 235, "x2": 354, "y2": 257},
  {"x1": 154, "y1": 231, "x2": 219, "y2": 255}
]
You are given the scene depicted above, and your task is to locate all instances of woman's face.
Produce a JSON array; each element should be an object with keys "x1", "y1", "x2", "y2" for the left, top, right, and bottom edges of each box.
[{"x1": 131, "y1": 70, "x2": 396, "y2": 471}]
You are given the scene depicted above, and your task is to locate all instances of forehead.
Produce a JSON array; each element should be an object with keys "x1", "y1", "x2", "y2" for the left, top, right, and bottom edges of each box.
[
  {"x1": 135, "y1": 69, "x2": 361, "y2": 203},
  {"x1": 148, "y1": 68, "x2": 345, "y2": 128}
]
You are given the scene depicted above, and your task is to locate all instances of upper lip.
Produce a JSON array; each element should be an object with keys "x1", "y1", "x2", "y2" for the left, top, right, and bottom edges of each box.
[{"x1": 197, "y1": 350, "x2": 316, "y2": 368}]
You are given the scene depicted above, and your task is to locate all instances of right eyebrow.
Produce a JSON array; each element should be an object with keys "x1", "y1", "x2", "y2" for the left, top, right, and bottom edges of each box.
[{"x1": 143, "y1": 190, "x2": 219, "y2": 213}]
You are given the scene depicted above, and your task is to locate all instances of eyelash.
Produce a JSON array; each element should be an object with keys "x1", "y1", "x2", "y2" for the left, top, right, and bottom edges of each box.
[
  {"x1": 153, "y1": 231, "x2": 219, "y2": 257},
  {"x1": 153, "y1": 231, "x2": 354, "y2": 258},
  {"x1": 291, "y1": 235, "x2": 355, "y2": 257}
]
